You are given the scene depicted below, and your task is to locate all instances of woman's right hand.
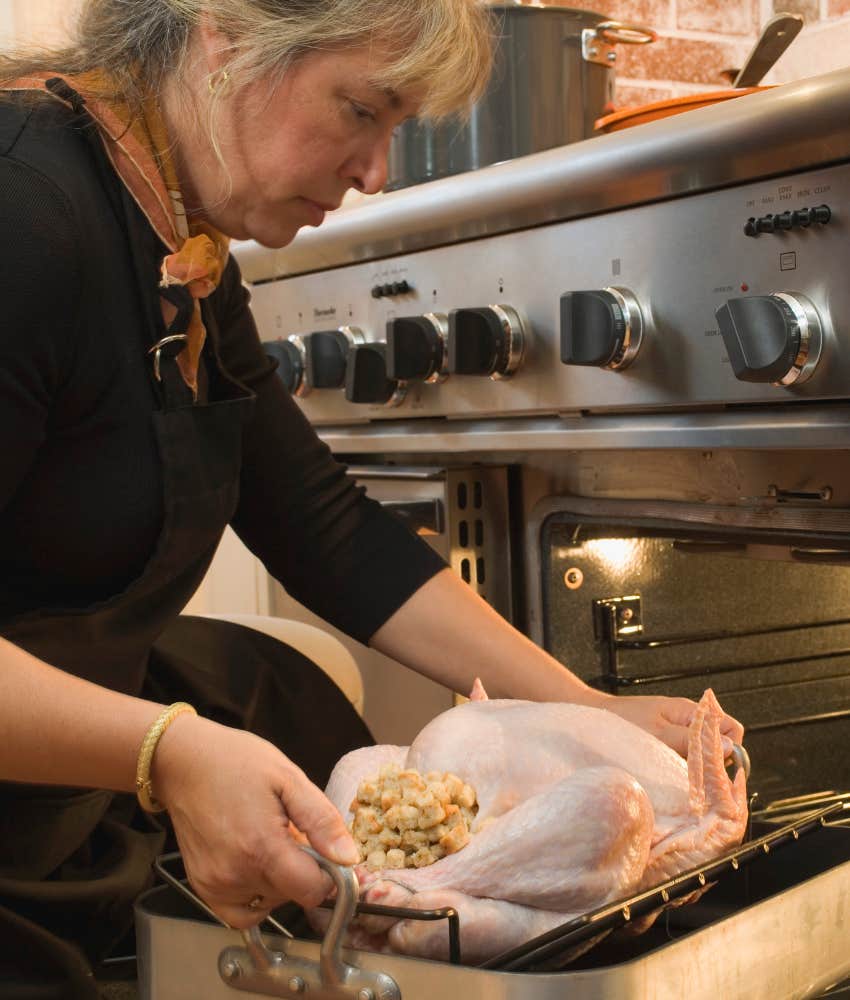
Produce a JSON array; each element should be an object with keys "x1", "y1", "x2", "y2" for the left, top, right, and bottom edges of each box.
[{"x1": 150, "y1": 713, "x2": 360, "y2": 928}]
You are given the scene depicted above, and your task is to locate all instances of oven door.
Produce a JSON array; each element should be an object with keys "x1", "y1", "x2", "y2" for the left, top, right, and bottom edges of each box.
[{"x1": 527, "y1": 495, "x2": 850, "y2": 805}]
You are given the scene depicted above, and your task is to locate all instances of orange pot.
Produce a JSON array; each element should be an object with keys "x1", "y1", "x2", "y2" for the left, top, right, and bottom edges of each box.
[{"x1": 594, "y1": 86, "x2": 772, "y2": 134}]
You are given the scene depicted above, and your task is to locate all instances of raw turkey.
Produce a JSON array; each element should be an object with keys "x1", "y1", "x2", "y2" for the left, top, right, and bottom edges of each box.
[{"x1": 321, "y1": 686, "x2": 748, "y2": 964}]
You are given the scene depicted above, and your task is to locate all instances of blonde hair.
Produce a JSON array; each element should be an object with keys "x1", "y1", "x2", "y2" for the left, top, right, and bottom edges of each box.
[{"x1": 0, "y1": 0, "x2": 494, "y2": 121}]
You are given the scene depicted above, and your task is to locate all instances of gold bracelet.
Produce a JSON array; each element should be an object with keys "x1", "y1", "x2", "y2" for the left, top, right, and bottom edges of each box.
[{"x1": 135, "y1": 702, "x2": 197, "y2": 813}]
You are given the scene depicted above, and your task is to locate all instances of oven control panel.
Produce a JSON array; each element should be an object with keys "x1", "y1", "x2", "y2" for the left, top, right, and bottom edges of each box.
[{"x1": 244, "y1": 162, "x2": 847, "y2": 424}]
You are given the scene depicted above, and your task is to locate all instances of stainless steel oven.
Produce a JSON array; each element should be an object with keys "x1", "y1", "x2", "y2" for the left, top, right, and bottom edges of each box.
[{"x1": 224, "y1": 66, "x2": 850, "y2": 995}]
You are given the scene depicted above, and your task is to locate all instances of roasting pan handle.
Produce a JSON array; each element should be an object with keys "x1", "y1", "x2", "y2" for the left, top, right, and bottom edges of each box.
[
  {"x1": 218, "y1": 845, "x2": 401, "y2": 999},
  {"x1": 729, "y1": 743, "x2": 751, "y2": 781}
]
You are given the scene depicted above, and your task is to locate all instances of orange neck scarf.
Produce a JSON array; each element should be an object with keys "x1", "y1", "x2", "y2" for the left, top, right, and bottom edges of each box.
[{"x1": 3, "y1": 70, "x2": 229, "y2": 398}]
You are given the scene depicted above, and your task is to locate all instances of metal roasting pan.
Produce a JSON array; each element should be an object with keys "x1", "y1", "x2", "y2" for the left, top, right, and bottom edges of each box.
[{"x1": 136, "y1": 808, "x2": 850, "y2": 1000}]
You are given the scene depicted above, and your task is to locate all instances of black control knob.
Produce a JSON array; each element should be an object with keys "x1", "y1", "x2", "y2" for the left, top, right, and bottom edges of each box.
[
  {"x1": 560, "y1": 287, "x2": 644, "y2": 369},
  {"x1": 345, "y1": 343, "x2": 406, "y2": 406},
  {"x1": 447, "y1": 305, "x2": 525, "y2": 379},
  {"x1": 386, "y1": 314, "x2": 448, "y2": 382},
  {"x1": 262, "y1": 337, "x2": 306, "y2": 396},
  {"x1": 304, "y1": 328, "x2": 362, "y2": 389},
  {"x1": 715, "y1": 292, "x2": 823, "y2": 386}
]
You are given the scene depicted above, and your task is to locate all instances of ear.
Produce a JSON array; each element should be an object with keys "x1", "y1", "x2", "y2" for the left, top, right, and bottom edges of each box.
[{"x1": 196, "y1": 10, "x2": 232, "y2": 74}]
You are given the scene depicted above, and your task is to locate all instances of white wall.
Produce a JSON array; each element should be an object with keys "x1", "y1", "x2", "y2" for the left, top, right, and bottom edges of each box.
[
  {"x1": 0, "y1": 2, "x2": 15, "y2": 48},
  {"x1": 0, "y1": 0, "x2": 83, "y2": 49}
]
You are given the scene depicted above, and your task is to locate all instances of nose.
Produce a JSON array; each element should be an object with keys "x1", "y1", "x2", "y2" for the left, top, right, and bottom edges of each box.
[{"x1": 344, "y1": 135, "x2": 391, "y2": 196}]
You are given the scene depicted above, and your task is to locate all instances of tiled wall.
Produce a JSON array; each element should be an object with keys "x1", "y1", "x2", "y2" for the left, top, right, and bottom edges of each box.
[{"x1": 534, "y1": 0, "x2": 850, "y2": 108}]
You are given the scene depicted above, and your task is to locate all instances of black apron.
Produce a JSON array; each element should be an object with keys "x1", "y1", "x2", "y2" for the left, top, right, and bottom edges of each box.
[{"x1": 0, "y1": 117, "x2": 372, "y2": 998}]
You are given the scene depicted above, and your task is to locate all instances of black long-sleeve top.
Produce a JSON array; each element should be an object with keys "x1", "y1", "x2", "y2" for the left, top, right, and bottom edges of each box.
[{"x1": 0, "y1": 93, "x2": 445, "y2": 654}]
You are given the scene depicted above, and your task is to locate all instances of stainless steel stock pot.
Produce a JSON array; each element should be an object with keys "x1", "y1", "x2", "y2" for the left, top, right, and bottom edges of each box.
[{"x1": 385, "y1": 3, "x2": 656, "y2": 191}]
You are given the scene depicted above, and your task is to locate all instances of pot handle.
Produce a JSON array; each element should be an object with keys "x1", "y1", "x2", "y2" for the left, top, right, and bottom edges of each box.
[
  {"x1": 582, "y1": 21, "x2": 657, "y2": 67},
  {"x1": 594, "y1": 21, "x2": 658, "y2": 46}
]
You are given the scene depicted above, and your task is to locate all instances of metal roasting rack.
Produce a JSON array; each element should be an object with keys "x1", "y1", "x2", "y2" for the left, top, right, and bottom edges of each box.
[
  {"x1": 154, "y1": 852, "x2": 463, "y2": 964},
  {"x1": 152, "y1": 800, "x2": 847, "y2": 978},
  {"x1": 479, "y1": 801, "x2": 848, "y2": 972}
]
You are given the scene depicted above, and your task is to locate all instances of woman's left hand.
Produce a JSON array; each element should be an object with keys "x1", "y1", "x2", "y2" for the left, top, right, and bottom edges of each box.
[{"x1": 598, "y1": 692, "x2": 745, "y2": 759}]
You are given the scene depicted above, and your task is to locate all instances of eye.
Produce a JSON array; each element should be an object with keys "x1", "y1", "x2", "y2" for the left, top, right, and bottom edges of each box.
[{"x1": 349, "y1": 100, "x2": 377, "y2": 123}]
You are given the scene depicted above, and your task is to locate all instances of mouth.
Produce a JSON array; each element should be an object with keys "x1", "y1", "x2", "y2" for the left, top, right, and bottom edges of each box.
[{"x1": 299, "y1": 197, "x2": 340, "y2": 227}]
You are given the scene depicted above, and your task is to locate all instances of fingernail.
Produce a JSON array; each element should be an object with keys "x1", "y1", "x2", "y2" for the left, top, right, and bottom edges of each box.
[
  {"x1": 721, "y1": 736, "x2": 734, "y2": 758},
  {"x1": 331, "y1": 835, "x2": 361, "y2": 866}
]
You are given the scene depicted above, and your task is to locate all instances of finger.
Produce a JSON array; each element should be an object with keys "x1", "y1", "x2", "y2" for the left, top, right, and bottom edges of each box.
[
  {"x1": 719, "y1": 714, "x2": 745, "y2": 744},
  {"x1": 263, "y1": 836, "x2": 335, "y2": 909},
  {"x1": 663, "y1": 697, "x2": 698, "y2": 727},
  {"x1": 211, "y1": 900, "x2": 273, "y2": 931},
  {"x1": 658, "y1": 722, "x2": 690, "y2": 758},
  {"x1": 278, "y1": 766, "x2": 360, "y2": 866}
]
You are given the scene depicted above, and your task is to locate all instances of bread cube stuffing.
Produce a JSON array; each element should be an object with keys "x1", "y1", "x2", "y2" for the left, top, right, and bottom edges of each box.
[
  {"x1": 380, "y1": 788, "x2": 402, "y2": 810},
  {"x1": 366, "y1": 849, "x2": 387, "y2": 869},
  {"x1": 353, "y1": 807, "x2": 381, "y2": 840},
  {"x1": 439, "y1": 823, "x2": 471, "y2": 855},
  {"x1": 349, "y1": 763, "x2": 479, "y2": 869},
  {"x1": 400, "y1": 828, "x2": 429, "y2": 850},
  {"x1": 357, "y1": 779, "x2": 379, "y2": 805},
  {"x1": 385, "y1": 848, "x2": 406, "y2": 869},
  {"x1": 419, "y1": 799, "x2": 447, "y2": 829},
  {"x1": 458, "y1": 784, "x2": 476, "y2": 809}
]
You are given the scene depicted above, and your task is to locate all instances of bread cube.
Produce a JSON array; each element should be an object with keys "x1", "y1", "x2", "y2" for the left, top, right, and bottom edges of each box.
[{"x1": 385, "y1": 849, "x2": 406, "y2": 869}]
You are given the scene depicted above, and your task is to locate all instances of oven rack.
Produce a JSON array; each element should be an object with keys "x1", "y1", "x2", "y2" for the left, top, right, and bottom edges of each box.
[
  {"x1": 755, "y1": 789, "x2": 850, "y2": 825},
  {"x1": 479, "y1": 800, "x2": 847, "y2": 973},
  {"x1": 592, "y1": 607, "x2": 850, "y2": 700}
]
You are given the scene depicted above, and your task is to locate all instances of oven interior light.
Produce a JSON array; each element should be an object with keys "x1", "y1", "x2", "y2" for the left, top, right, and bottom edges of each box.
[{"x1": 553, "y1": 538, "x2": 643, "y2": 577}]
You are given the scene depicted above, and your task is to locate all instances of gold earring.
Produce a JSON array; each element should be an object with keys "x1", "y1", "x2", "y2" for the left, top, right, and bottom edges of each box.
[{"x1": 208, "y1": 68, "x2": 230, "y2": 94}]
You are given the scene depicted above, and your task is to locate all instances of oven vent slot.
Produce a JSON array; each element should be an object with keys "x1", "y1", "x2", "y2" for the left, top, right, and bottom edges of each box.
[{"x1": 447, "y1": 468, "x2": 510, "y2": 614}]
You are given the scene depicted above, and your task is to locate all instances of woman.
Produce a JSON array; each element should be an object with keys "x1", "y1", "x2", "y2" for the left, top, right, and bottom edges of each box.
[{"x1": 0, "y1": 1, "x2": 744, "y2": 995}]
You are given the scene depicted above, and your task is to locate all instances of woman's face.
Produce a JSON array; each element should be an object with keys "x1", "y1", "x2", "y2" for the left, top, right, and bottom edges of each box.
[{"x1": 172, "y1": 35, "x2": 420, "y2": 248}]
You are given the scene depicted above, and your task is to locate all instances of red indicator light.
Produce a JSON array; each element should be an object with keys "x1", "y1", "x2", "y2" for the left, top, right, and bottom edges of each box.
[{"x1": 740, "y1": 283, "x2": 749, "y2": 292}]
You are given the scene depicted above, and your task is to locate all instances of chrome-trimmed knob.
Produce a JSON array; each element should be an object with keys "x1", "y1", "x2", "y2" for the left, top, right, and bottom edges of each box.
[
  {"x1": 560, "y1": 286, "x2": 644, "y2": 371},
  {"x1": 345, "y1": 342, "x2": 408, "y2": 407},
  {"x1": 386, "y1": 312, "x2": 449, "y2": 384},
  {"x1": 771, "y1": 292, "x2": 823, "y2": 386},
  {"x1": 489, "y1": 304, "x2": 526, "y2": 380},
  {"x1": 447, "y1": 304, "x2": 527, "y2": 380},
  {"x1": 715, "y1": 292, "x2": 823, "y2": 387},
  {"x1": 287, "y1": 334, "x2": 309, "y2": 397},
  {"x1": 303, "y1": 326, "x2": 364, "y2": 390}
]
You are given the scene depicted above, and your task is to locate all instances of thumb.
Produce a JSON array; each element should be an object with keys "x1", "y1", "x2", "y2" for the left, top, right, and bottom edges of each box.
[{"x1": 281, "y1": 767, "x2": 360, "y2": 866}]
